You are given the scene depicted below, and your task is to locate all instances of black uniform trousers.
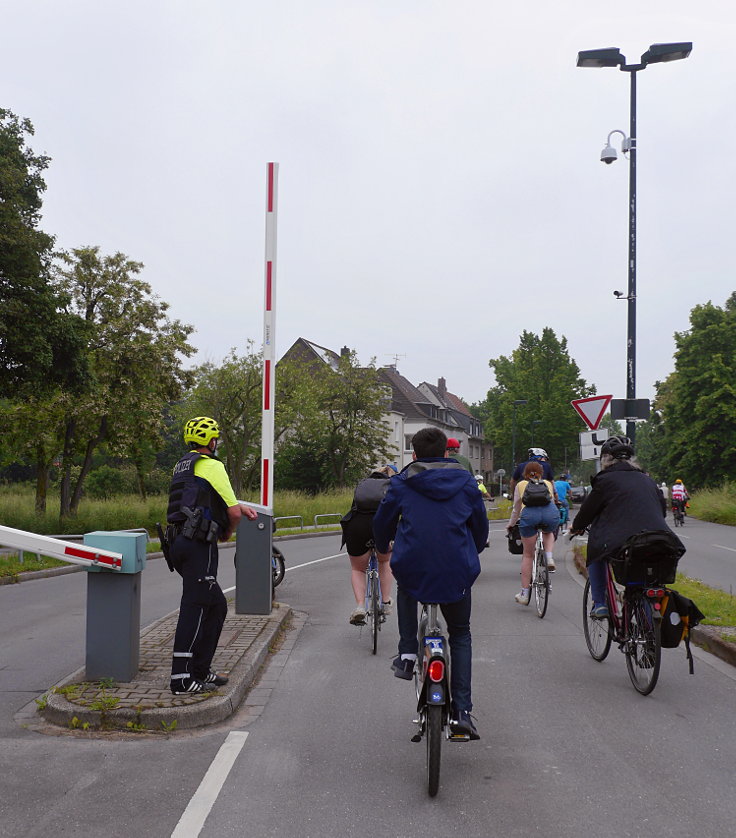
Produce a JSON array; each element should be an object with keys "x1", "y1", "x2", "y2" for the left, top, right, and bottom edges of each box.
[{"x1": 169, "y1": 534, "x2": 227, "y2": 685}]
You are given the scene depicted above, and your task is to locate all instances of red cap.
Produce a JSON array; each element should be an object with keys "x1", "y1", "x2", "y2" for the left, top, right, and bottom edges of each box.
[{"x1": 446, "y1": 438, "x2": 460, "y2": 449}]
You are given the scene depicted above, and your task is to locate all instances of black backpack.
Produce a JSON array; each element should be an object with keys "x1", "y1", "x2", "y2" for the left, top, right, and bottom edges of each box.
[
  {"x1": 661, "y1": 588, "x2": 705, "y2": 674},
  {"x1": 522, "y1": 479, "x2": 552, "y2": 507},
  {"x1": 352, "y1": 474, "x2": 390, "y2": 512}
]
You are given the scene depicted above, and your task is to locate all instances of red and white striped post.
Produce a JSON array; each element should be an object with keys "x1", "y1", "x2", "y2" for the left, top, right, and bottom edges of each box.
[{"x1": 260, "y1": 162, "x2": 278, "y2": 510}]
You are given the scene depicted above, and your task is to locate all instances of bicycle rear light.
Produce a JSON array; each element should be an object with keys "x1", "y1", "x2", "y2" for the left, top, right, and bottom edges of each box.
[
  {"x1": 427, "y1": 660, "x2": 445, "y2": 682},
  {"x1": 645, "y1": 588, "x2": 665, "y2": 598}
]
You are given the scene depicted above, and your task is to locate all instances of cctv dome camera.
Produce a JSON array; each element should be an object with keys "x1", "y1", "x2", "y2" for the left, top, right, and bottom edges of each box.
[{"x1": 600, "y1": 144, "x2": 617, "y2": 164}]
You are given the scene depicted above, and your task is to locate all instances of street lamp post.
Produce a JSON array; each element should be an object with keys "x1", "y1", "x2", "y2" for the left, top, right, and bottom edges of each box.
[
  {"x1": 577, "y1": 42, "x2": 692, "y2": 445},
  {"x1": 511, "y1": 399, "x2": 528, "y2": 470}
]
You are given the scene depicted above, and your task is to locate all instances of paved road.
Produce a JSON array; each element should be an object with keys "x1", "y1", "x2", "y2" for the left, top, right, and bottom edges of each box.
[{"x1": 2, "y1": 525, "x2": 736, "y2": 837}]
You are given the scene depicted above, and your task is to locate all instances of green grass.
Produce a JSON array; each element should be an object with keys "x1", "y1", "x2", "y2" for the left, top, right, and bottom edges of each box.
[
  {"x1": 688, "y1": 483, "x2": 736, "y2": 526},
  {"x1": 669, "y1": 576, "x2": 736, "y2": 628}
]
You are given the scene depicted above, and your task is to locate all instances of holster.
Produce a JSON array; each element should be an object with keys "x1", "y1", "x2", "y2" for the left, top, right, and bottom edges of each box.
[{"x1": 156, "y1": 522, "x2": 175, "y2": 573}]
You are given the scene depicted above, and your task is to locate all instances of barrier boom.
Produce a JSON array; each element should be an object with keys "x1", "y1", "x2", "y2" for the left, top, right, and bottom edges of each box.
[{"x1": 0, "y1": 525, "x2": 123, "y2": 570}]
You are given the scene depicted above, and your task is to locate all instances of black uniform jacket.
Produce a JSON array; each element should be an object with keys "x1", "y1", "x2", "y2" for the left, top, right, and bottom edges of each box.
[{"x1": 572, "y1": 461, "x2": 672, "y2": 565}]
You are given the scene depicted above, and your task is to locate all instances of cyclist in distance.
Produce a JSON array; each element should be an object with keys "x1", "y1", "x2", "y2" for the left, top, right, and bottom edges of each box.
[
  {"x1": 570, "y1": 436, "x2": 678, "y2": 618},
  {"x1": 506, "y1": 461, "x2": 560, "y2": 604},
  {"x1": 508, "y1": 447, "x2": 554, "y2": 499},
  {"x1": 554, "y1": 474, "x2": 572, "y2": 535},
  {"x1": 340, "y1": 465, "x2": 395, "y2": 625},
  {"x1": 373, "y1": 427, "x2": 488, "y2": 740},
  {"x1": 671, "y1": 479, "x2": 690, "y2": 517},
  {"x1": 446, "y1": 437, "x2": 473, "y2": 473}
]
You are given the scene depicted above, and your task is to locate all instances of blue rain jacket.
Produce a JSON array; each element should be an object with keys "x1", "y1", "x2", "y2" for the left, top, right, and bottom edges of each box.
[{"x1": 373, "y1": 458, "x2": 489, "y2": 603}]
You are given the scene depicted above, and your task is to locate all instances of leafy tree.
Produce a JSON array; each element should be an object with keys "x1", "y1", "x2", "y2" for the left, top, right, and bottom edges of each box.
[
  {"x1": 641, "y1": 294, "x2": 736, "y2": 488},
  {"x1": 0, "y1": 108, "x2": 88, "y2": 397},
  {"x1": 46, "y1": 246, "x2": 195, "y2": 517},
  {"x1": 177, "y1": 346, "x2": 264, "y2": 497},
  {"x1": 474, "y1": 328, "x2": 595, "y2": 474}
]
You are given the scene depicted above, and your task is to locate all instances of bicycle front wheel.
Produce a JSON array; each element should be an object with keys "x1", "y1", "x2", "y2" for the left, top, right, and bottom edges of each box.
[
  {"x1": 583, "y1": 578, "x2": 612, "y2": 661},
  {"x1": 533, "y1": 550, "x2": 549, "y2": 618},
  {"x1": 370, "y1": 573, "x2": 380, "y2": 655},
  {"x1": 426, "y1": 705, "x2": 442, "y2": 797},
  {"x1": 625, "y1": 596, "x2": 661, "y2": 695}
]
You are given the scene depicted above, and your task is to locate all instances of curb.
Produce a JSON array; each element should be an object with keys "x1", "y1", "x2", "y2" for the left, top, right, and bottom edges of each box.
[
  {"x1": 39, "y1": 603, "x2": 292, "y2": 732},
  {"x1": 569, "y1": 544, "x2": 736, "y2": 668}
]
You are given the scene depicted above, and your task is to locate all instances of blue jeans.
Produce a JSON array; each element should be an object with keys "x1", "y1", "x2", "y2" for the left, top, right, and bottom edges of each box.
[
  {"x1": 588, "y1": 559, "x2": 608, "y2": 607},
  {"x1": 396, "y1": 586, "x2": 473, "y2": 712}
]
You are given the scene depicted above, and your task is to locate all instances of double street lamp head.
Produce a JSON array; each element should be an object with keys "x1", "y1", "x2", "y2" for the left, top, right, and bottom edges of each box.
[{"x1": 577, "y1": 42, "x2": 692, "y2": 70}]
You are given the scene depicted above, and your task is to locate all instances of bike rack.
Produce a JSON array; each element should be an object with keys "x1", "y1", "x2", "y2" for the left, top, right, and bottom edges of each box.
[
  {"x1": 274, "y1": 515, "x2": 304, "y2": 531},
  {"x1": 313, "y1": 513, "x2": 342, "y2": 527}
]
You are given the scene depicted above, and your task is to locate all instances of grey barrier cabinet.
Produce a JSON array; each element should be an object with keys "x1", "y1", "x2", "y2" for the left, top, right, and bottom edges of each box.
[
  {"x1": 83, "y1": 531, "x2": 147, "y2": 682},
  {"x1": 235, "y1": 503, "x2": 272, "y2": 615}
]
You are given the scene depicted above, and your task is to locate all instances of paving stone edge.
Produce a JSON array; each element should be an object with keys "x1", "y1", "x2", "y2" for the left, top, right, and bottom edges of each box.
[{"x1": 40, "y1": 604, "x2": 292, "y2": 731}]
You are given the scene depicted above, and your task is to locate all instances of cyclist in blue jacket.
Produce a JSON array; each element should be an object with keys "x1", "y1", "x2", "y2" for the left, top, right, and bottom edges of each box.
[{"x1": 373, "y1": 426, "x2": 489, "y2": 740}]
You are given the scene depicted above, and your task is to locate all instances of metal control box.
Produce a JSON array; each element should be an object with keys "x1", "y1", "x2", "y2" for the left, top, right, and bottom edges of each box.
[{"x1": 84, "y1": 531, "x2": 147, "y2": 574}]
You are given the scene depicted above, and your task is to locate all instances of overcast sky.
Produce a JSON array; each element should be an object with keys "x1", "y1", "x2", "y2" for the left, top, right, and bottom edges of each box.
[{"x1": 4, "y1": 1, "x2": 734, "y2": 409}]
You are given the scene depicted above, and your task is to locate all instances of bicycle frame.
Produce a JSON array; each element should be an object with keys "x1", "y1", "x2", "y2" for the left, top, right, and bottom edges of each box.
[{"x1": 364, "y1": 549, "x2": 383, "y2": 654}]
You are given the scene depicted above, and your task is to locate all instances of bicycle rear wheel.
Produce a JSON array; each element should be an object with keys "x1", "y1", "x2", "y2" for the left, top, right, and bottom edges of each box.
[
  {"x1": 370, "y1": 573, "x2": 380, "y2": 655},
  {"x1": 271, "y1": 548, "x2": 285, "y2": 588},
  {"x1": 533, "y1": 547, "x2": 549, "y2": 618},
  {"x1": 625, "y1": 596, "x2": 661, "y2": 695},
  {"x1": 583, "y1": 578, "x2": 612, "y2": 661},
  {"x1": 426, "y1": 705, "x2": 442, "y2": 797}
]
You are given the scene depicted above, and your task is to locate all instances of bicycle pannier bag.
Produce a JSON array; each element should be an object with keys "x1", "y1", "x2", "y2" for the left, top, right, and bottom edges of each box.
[
  {"x1": 352, "y1": 475, "x2": 390, "y2": 512},
  {"x1": 521, "y1": 480, "x2": 552, "y2": 507},
  {"x1": 611, "y1": 529, "x2": 685, "y2": 585},
  {"x1": 661, "y1": 588, "x2": 705, "y2": 674},
  {"x1": 507, "y1": 524, "x2": 523, "y2": 555}
]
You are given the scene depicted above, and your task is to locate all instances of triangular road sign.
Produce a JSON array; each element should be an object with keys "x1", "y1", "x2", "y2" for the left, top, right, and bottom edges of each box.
[{"x1": 571, "y1": 395, "x2": 612, "y2": 430}]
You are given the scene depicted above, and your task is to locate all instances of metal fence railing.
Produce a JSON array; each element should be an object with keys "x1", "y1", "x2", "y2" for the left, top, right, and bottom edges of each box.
[
  {"x1": 274, "y1": 516, "x2": 304, "y2": 531},
  {"x1": 313, "y1": 513, "x2": 342, "y2": 528}
]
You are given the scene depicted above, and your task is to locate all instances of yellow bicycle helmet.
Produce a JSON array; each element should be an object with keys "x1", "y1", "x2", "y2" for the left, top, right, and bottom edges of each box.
[
  {"x1": 675, "y1": 478, "x2": 683, "y2": 484},
  {"x1": 183, "y1": 416, "x2": 220, "y2": 447}
]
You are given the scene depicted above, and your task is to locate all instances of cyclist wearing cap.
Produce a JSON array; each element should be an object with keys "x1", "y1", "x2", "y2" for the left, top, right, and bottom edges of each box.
[
  {"x1": 509, "y1": 448, "x2": 554, "y2": 498},
  {"x1": 165, "y1": 416, "x2": 258, "y2": 695},
  {"x1": 570, "y1": 436, "x2": 674, "y2": 619},
  {"x1": 474, "y1": 474, "x2": 491, "y2": 500},
  {"x1": 445, "y1": 438, "x2": 473, "y2": 474}
]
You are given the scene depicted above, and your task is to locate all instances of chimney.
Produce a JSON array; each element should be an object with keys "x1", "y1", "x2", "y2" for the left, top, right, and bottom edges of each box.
[
  {"x1": 340, "y1": 346, "x2": 350, "y2": 357},
  {"x1": 438, "y1": 377, "x2": 447, "y2": 398}
]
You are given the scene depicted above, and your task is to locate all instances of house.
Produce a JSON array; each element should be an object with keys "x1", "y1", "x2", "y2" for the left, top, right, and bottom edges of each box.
[{"x1": 279, "y1": 338, "x2": 493, "y2": 476}]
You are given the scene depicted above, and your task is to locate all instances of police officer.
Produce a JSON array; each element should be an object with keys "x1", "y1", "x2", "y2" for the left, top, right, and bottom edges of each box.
[{"x1": 167, "y1": 416, "x2": 257, "y2": 695}]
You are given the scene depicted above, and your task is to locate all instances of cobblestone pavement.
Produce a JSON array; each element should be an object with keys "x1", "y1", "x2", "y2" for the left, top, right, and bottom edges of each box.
[{"x1": 37, "y1": 601, "x2": 291, "y2": 733}]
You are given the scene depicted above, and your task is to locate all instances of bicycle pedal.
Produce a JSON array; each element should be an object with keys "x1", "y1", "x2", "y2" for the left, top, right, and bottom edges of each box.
[
  {"x1": 410, "y1": 733, "x2": 422, "y2": 743},
  {"x1": 448, "y1": 733, "x2": 470, "y2": 742}
]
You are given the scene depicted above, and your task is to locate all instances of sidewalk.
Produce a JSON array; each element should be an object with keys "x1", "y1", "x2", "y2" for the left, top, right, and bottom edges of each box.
[{"x1": 37, "y1": 601, "x2": 291, "y2": 733}]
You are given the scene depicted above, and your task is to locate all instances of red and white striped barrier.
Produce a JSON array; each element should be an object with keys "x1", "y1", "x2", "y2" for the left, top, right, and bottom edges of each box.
[
  {"x1": 0, "y1": 525, "x2": 123, "y2": 570},
  {"x1": 260, "y1": 162, "x2": 279, "y2": 511}
]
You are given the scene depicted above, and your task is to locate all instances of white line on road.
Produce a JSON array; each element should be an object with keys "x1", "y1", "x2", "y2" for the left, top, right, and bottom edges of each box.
[
  {"x1": 713, "y1": 544, "x2": 736, "y2": 553},
  {"x1": 171, "y1": 731, "x2": 249, "y2": 838},
  {"x1": 222, "y1": 552, "x2": 346, "y2": 594}
]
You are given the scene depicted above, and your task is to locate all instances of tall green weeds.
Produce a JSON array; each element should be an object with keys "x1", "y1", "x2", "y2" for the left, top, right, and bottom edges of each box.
[{"x1": 689, "y1": 483, "x2": 736, "y2": 526}]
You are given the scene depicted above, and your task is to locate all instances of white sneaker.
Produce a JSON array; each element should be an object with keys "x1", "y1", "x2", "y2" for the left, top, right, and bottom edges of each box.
[
  {"x1": 349, "y1": 607, "x2": 367, "y2": 626},
  {"x1": 515, "y1": 589, "x2": 530, "y2": 605},
  {"x1": 547, "y1": 557, "x2": 557, "y2": 571}
]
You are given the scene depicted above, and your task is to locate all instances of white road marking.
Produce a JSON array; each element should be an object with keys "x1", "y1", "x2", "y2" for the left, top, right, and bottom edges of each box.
[
  {"x1": 713, "y1": 544, "x2": 736, "y2": 553},
  {"x1": 171, "y1": 731, "x2": 248, "y2": 838},
  {"x1": 222, "y1": 552, "x2": 346, "y2": 594}
]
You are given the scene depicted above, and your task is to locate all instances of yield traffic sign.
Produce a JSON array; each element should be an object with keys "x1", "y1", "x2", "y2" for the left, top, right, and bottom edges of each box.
[{"x1": 571, "y1": 395, "x2": 612, "y2": 430}]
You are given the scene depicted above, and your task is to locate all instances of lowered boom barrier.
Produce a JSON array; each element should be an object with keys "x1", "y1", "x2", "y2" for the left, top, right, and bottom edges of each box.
[{"x1": 0, "y1": 525, "x2": 123, "y2": 570}]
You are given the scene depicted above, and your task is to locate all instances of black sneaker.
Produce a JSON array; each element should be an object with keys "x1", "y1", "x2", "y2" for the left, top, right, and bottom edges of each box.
[
  {"x1": 204, "y1": 671, "x2": 229, "y2": 687},
  {"x1": 391, "y1": 656, "x2": 415, "y2": 680},
  {"x1": 450, "y1": 710, "x2": 480, "y2": 740},
  {"x1": 170, "y1": 678, "x2": 206, "y2": 695}
]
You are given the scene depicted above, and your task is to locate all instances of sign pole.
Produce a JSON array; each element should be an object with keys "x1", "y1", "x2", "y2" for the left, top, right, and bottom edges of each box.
[{"x1": 260, "y1": 162, "x2": 278, "y2": 511}]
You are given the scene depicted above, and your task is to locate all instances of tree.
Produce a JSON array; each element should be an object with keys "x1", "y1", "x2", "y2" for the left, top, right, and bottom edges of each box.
[
  {"x1": 0, "y1": 108, "x2": 88, "y2": 397},
  {"x1": 48, "y1": 246, "x2": 195, "y2": 517},
  {"x1": 642, "y1": 294, "x2": 736, "y2": 488},
  {"x1": 474, "y1": 328, "x2": 595, "y2": 474},
  {"x1": 178, "y1": 346, "x2": 264, "y2": 497},
  {"x1": 288, "y1": 350, "x2": 395, "y2": 487}
]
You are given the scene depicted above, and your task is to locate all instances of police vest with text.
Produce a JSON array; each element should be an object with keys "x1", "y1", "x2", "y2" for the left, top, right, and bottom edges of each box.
[{"x1": 167, "y1": 452, "x2": 229, "y2": 541}]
